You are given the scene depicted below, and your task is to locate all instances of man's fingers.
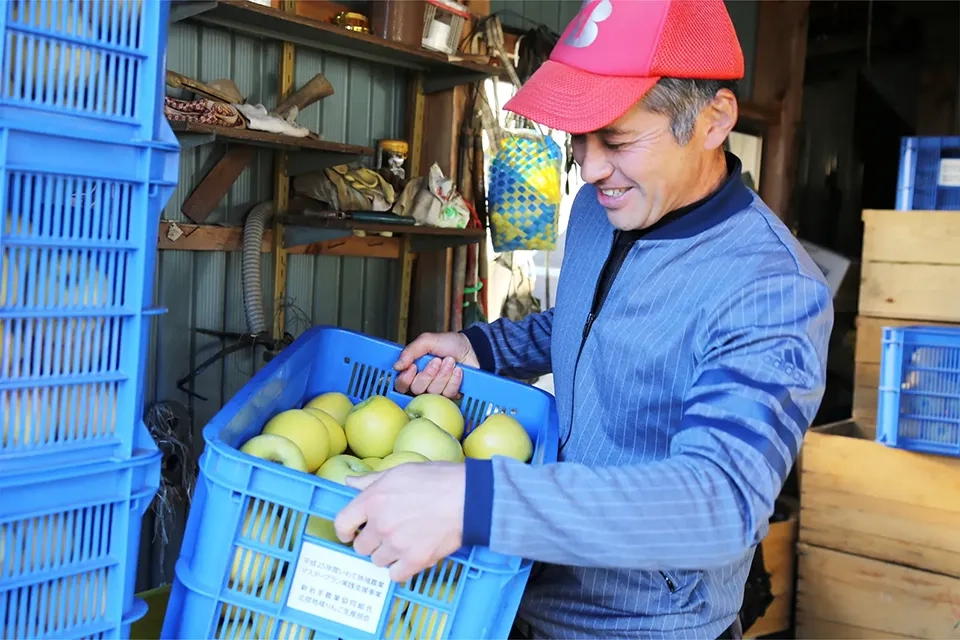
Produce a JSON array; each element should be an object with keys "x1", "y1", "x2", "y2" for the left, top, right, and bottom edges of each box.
[
  {"x1": 370, "y1": 541, "x2": 400, "y2": 569},
  {"x1": 441, "y1": 367, "x2": 463, "y2": 399},
  {"x1": 345, "y1": 471, "x2": 381, "y2": 491},
  {"x1": 409, "y1": 358, "x2": 442, "y2": 395},
  {"x1": 394, "y1": 333, "x2": 438, "y2": 371},
  {"x1": 389, "y1": 556, "x2": 430, "y2": 584},
  {"x1": 394, "y1": 365, "x2": 417, "y2": 394},
  {"x1": 351, "y1": 522, "x2": 383, "y2": 557},
  {"x1": 425, "y1": 357, "x2": 456, "y2": 395},
  {"x1": 333, "y1": 488, "x2": 375, "y2": 543}
]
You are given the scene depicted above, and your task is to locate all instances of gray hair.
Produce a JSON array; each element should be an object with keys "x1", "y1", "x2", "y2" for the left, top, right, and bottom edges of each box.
[{"x1": 641, "y1": 78, "x2": 740, "y2": 146}]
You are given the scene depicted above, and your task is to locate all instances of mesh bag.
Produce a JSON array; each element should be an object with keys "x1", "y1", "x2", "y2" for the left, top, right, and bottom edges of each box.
[{"x1": 487, "y1": 132, "x2": 563, "y2": 252}]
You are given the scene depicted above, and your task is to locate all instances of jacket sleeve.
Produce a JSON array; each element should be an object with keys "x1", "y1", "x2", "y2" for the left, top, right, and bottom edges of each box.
[
  {"x1": 460, "y1": 308, "x2": 554, "y2": 379},
  {"x1": 462, "y1": 273, "x2": 833, "y2": 570}
]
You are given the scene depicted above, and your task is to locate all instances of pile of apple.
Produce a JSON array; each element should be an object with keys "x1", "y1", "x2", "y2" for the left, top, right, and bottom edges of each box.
[{"x1": 238, "y1": 391, "x2": 533, "y2": 543}]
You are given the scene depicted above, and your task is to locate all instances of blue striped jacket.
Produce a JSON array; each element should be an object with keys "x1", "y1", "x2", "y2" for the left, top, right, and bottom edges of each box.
[{"x1": 461, "y1": 155, "x2": 833, "y2": 639}]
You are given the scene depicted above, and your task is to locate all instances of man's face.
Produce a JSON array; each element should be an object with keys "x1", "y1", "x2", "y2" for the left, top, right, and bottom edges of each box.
[{"x1": 570, "y1": 91, "x2": 736, "y2": 231}]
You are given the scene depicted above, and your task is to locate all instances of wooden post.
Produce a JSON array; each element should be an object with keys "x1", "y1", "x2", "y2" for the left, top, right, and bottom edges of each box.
[
  {"x1": 753, "y1": 0, "x2": 811, "y2": 232},
  {"x1": 272, "y1": 0, "x2": 296, "y2": 340}
]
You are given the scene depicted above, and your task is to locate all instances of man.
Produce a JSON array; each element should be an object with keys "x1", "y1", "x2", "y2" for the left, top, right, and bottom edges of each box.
[{"x1": 334, "y1": 1, "x2": 833, "y2": 638}]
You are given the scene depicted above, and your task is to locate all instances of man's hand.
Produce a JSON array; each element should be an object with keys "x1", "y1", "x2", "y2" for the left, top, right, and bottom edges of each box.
[
  {"x1": 394, "y1": 332, "x2": 479, "y2": 398},
  {"x1": 334, "y1": 462, "x2": 466, "y2": 583}
]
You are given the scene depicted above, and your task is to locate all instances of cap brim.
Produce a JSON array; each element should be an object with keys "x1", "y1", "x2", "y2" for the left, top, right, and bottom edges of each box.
[{"x1": 503, "y1": 60, "x2": 659, "y2": 135}]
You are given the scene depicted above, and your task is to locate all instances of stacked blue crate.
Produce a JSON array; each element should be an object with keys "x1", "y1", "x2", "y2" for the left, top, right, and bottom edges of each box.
[
  {"x1": 896, "y1": 136, "x2": 960, "y2": 210},
  {"x1": 0, "y1": 0, "x2": 179, "y2": 637}
]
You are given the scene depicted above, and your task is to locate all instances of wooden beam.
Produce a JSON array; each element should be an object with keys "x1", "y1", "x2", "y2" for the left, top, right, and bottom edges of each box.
[
  {"x1": 180, "y1": 146, "x2": 255, "y2": 223},
  {"x1": 158, "y1": 222, "x2": 401, "y2": 258},
  {"x1": 752, "y1": 0, "x2": 811, "y2": 231},
  {"x1": 272, "y1": 1, "x2": 296, "y2": 341}
]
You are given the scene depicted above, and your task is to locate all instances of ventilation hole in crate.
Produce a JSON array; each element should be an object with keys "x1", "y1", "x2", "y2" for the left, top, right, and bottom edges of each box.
[
  {"x1": 347, "y1": 362, "x2": 394, "y2": 400},
  {"x1": 230, "y1": 499, "x2": 298, "y2": 596},
  {"x1": 460, "y1": 397, "x2": 514, "y2": 436},
  {"x1": 0, "y1": 382, "x2": 120, "y2": 450},
  {"x1": 3, "y1": 504, "x2": 112, "y2": 581},
  {"x1": 4, "y1": 567, "x2": 111, "y2": 637},
  {"x1": 0, "y1": 316, "x2": 122, "y2": 379},
  {"x1": 404, "y1": 559, "x2": 461, "y2": 639},
  {"x1": 3, "y1": 1, "x2": 145, "y2": 117},
  {"x1": 4, "y1": 174, "x2": 134, "y2": 244}
]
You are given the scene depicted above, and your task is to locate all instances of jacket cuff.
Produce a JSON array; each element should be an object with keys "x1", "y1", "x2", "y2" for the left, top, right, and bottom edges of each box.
[
  {"x1": 460, "y1": 325, "x2": 496, "y2": 373},
  {"x1": 462, "y1": 457, "x2": 494, "y2": 547}
]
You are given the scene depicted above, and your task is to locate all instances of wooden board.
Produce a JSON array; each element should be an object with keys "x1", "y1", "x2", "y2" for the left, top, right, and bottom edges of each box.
[
  {"x1": 800, "y1": 419, "x2": 960, "y2": 578},
  {"x1": 859, "y1": 210, "x2": 960, "y2": 322},
  {"x1": 796, "y1": 544, "x2": 960, "y2": 639},
  {"x1": 862, "y1": 209, "x2": 960, "y2": 265}
]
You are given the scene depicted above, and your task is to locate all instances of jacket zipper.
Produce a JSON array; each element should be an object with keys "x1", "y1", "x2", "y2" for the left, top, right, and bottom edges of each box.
[
  {"x1": 660, "y1": 571, "x2": 678, "y2": 593},
  {"x1": 560, "y1": 231, "x2": 622, "y2": 454}
]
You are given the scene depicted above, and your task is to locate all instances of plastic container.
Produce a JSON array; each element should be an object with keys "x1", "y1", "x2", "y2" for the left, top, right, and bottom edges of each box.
[
  {"x1": 895, "y1": 136, "x2": 960, "y2": 211},
  {"x1": 0, "y1": 117, "x2": 180, "y2": 476},
  {"x1": 0, "y1": 0, "x2": 173, "y2": 144},
  {"x1": 0, "y1": 444, "x2": 161, "y2": 639},
  {"x1": 877, "y1": 325, "x2": 960, "y2": 458},
  {"x1": 161, "y1": 325, "x2": 560, "y2": 640}
]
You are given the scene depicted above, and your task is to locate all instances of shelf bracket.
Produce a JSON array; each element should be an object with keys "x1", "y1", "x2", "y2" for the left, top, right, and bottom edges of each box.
[
  {"x1": 174, "y1": 131, "x2": 216, "y2": 150},
  {"x1": 169, "y1": 0, "x2": 216, "y2": 23},
  {"x1": 283, "y1": 225, "x2": 355, "y2": 248},
  {"x1": 287, "y1": 151, "x2": 367, "y2": 177},
  {"x1": 423, "y1": 71, "x2": 492, "y2": 95}
]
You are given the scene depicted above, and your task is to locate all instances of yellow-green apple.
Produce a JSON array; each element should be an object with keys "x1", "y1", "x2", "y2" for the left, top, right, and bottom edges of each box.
[
  {"x1": 240, "y1": 433, "x2": 310, "y2": 472},
  {"x1": 376, "y1": 450, "x2": 429, "y2": 471},
  {"x1": 303, "y1": 407, "x2": 347, "y2": 458},
  {"x1": 261, "y1": 409, "x2": 330, "y2": 472},
  {"x1": 462, "y1": 414, "x2": 533, "y2": 462},
  {"x1": 304, "y1": 391, "x2": 354, "y2": 426},
  {"x1": 403, "y1": 393, "x2": 465, "y2": 440},
  {"x1": 361, "y1": 457, "x2": 382, "y2": 468},
  {"x1": 306, "y1": 455, "x2": 374, "y2": 544},
  {"x1": 393, "y1": 418, "x2": 464, "y2": 463},
  {"x1": 255, "y1": 575, "x2": 314, "y2": 639},
  {"x1": 344, "y1": 395, "x2": 409, "y2": 459},
  {"x1": 229, "y1": 500, "x2": 290, "y2": 590}
]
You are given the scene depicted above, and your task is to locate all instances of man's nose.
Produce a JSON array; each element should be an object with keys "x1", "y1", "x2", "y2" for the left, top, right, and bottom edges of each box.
[{"x1": 577, "y1": 137, "x2": 613, "y2": 185}]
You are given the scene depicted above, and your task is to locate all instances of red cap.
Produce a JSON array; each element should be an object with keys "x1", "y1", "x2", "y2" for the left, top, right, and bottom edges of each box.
[{"x1": 504, "y1": 0, "x2": 745, "y2": 134}]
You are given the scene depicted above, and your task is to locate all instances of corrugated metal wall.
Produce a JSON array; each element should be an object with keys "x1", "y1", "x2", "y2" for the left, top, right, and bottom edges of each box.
[{"x1": 139, "y1": 20, "x2": 406, "y2": 590}]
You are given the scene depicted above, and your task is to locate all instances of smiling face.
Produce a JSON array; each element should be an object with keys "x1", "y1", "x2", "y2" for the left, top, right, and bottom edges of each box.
[{"x1": 571, "y1": 87, "x2": 739, "y2": 231}]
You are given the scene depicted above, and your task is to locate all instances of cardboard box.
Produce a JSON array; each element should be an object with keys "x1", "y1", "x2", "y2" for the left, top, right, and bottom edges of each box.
[
  {"x1": 859, "y1": 209, "x2": 960, "y2": 323},
  {"x1": 800, "y1": 419, "x2": 960, "y2": 578},
  {"x1": 796, "y1": 544, "x2": 960, "y2": 639}
]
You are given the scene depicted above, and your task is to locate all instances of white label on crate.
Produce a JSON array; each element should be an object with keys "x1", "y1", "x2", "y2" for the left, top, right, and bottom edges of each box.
[
  {"x1": 286, "y1": 540, "x2": 392, "y2": 634},
  {"x1": 937, "y1": 158, "x2": 960, "y2": 187}
]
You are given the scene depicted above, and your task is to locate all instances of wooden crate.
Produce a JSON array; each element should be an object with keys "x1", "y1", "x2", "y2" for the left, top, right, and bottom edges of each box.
[
  {"x1": 743, "y1": 499, "x2": 798, "y2": 638},
  {"x1": 851, "y1": 315, "x2": 960, "y2": 428},
  {"x1": 799, "y1": 419, "x2": 960, "y2": 578},
  {"x1": 796, "y1": 544, "x2": 960, "y2": 639},
  {"x1": 859, "y1": 209, "x2": 960, "y2": 323}
]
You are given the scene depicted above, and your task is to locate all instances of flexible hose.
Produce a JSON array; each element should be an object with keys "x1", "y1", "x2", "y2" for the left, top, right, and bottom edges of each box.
[{"x1": 241, "y1": 201, "x2": 274, "y2": 336}]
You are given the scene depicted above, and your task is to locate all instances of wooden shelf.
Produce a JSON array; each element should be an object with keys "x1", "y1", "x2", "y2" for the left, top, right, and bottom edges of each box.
[
  {"x1": 279, "y1": 214, "x2": 486, "y2": 252},
  {"x1": 169, "y1": 0, "x2": 499, "y2": 94},
  {"x1": 168, "y1": 120, "x2": 374, "y2": 176}
]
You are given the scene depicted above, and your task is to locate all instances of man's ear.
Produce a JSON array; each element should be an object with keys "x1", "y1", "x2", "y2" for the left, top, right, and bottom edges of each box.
[{"x1": 701, "y1": 88, "x2": 738, "y2": 151}]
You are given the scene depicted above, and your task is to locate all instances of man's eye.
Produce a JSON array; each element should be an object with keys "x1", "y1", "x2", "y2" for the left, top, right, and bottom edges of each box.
[{"x1": 604, "y1": 141, "x2": 627, "y2": 150}]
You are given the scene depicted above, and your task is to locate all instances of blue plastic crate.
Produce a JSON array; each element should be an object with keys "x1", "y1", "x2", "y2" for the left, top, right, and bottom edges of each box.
[
  {"x1": 0, "y1": 118, "x2": 180, "y2": 475},
  {"x1": 0, "y1": 0, "x2": 172, "y2": 143},
  {"x1": 896, "y1": 136, "x2": 960, "y2": 211},
  {"x1": 877, "y1": 325, "x2": 960, "y2": 458},
  {"x1": 161, "y1": 326, "x2": 560, "y2": 640},
  {"x1": 0, "y1": 442, "x2": 161, "y2": 639}
]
